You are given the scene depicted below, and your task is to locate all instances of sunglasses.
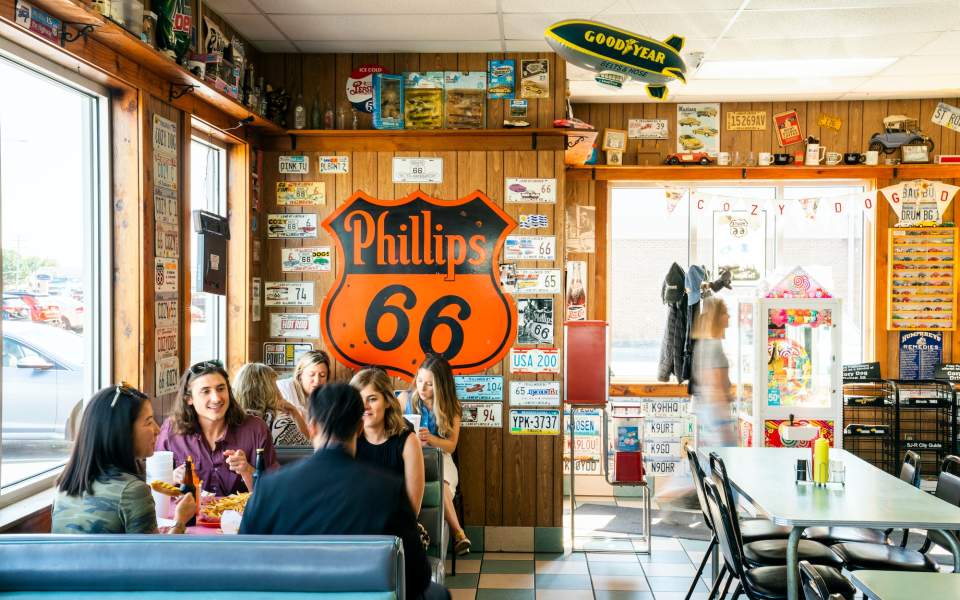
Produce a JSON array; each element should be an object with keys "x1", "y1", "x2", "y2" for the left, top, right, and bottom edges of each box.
[
  {"x1": 111, "y1": 381, "x2": 148, "y2": 408},
  {"x1": 189, "y1": 359, "x2": 224, "y2": 374}
]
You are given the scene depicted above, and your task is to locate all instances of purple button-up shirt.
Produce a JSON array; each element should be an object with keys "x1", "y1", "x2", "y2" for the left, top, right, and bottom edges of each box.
[{"x1": 155, "y1": 416, "x2": 279, "y2": 496}]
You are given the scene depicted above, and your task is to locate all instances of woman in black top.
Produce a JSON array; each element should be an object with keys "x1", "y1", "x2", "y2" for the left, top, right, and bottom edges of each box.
[{"x1": 351, "y1": 368, "x2": 425, "y2": 514}]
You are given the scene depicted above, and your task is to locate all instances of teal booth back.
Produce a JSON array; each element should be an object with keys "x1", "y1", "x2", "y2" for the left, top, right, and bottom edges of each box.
[{"x1": 0, "y1": 534, "x2": 404, "y2": 600}]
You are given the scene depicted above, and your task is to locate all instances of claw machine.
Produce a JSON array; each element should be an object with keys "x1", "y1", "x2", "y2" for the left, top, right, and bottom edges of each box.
[{"x1": 737, "y1": 267, "x2": 843, "y2": 448}]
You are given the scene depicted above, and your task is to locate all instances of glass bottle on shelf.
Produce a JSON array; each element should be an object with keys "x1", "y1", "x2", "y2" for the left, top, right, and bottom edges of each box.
[
  {"x1": 337, "y1": 107, "x2": 346, "y2": 130},
  {"x1": 351, "y1": 108, "x2": 359, "y2": 130},
  {"x1": 242, "y1": 65, "x2": 253, "y2": 109},
  {"x1": 310, "y1": 93, "x2": 322, "y2": 130},
  {"x1": 323, "y1": 103, "x2": 334, "y2": 130},
  {"x1": 293, "y1": 93, "x2": 306, "y2": 130},
  {"x1": 257, "y1": 78, "x2": 268, "y2": 117}
]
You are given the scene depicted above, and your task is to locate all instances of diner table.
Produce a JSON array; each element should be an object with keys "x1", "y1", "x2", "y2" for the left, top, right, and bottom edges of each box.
[
  {"x1": 701, "y1": 447, "x2": 960, "y2": 600},
  {"x1": 850, "y1": 571, "x2": 960, "y2": 599}
]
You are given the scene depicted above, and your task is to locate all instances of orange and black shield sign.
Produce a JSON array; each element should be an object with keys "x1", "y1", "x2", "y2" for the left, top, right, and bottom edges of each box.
[{"x1": 321, "y1": 190, "x2": 517, "y2": 380}]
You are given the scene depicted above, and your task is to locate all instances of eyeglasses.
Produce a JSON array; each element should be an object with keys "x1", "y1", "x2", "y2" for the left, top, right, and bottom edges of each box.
[
  {"x1": 111, "y1": 381, "x2": 147, "y2": 408},
  {"x1": 189, "y1": 359, "x2": 224, "y2": 374}
]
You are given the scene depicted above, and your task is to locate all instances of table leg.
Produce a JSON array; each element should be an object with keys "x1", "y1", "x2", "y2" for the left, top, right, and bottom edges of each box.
[
  {"x1": 936, "y1": 529, "x2": 960, "y2": 572},
  {"x1": 786, "y1": 526, "x2": 803, "y2": 600}
]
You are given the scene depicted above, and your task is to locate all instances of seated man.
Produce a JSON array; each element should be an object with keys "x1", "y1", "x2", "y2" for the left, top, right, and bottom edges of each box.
[{"x1": 240, "y1": 383, "x2": 447, "y2": 600}]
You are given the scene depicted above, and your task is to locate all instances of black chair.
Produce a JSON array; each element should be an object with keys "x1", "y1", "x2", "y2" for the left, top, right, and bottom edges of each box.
[
  {"x1": 708, "y1": 453, "x2": 844, "y2": 570},
  {"x1": 799, "y1": 561, "x2": 851, "y2": 600},
  {"x1": 421, "y1": 448, "x2": 447, "y2": 584},
  {"x1": 917, "y1": 455, "x2": 960, "y2": 561},
  {"x1": 702, "y1": 477, "x2": 855, "y2": 600},
  {"x1": 449, "y1": 449, "x2": 465, "y2": 575}
]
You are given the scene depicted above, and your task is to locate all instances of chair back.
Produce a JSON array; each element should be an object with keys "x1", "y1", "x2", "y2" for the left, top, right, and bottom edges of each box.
[
  {"x1": 900, "y1": 450, "x2": 922, "y2": 487},
  {"x1": 799, "y1": 560, "x2": 831, "y2": 600},
  {"x1": 935, "y1": 456, "x2": 960, "y2": 507},
  {"x1": 702, "y1": 477, "x2": 746, "y2": 579},
  {"x1": 685, "y1": 446, "x2": 715, "y2": 533},
  {"x1": 420, "y1": 447, "x2": 447, "y2": 561},
  {"x1": 709, "y1": 452, "x2": 745, "y2": 547}
]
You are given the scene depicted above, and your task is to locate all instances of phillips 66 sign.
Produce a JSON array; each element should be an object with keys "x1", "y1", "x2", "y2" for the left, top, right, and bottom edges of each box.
[{"x1": 321, "y1": 190, "x2": 518, "y2": 379}]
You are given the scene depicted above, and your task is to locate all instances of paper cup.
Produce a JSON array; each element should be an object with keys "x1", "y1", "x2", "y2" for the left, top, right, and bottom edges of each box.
[{"x1": 404, "y1": 414, "x2": 421, "y2": 432}]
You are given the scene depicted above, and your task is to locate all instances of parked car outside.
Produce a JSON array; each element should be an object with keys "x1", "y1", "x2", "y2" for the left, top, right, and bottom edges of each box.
[
  {"x1": 4, "y1": 291, "x2": 61, "y2": 326},
  {"x1": 2, "y1": 295, "x2": 30, "y2": 321},
  {"x1": 46, "y1": 294, "x2": 84, "y2": 332}
]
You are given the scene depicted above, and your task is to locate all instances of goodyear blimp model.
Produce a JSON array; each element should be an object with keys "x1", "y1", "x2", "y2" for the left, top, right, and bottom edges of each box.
[{"x1": 545, "y1": 20, "x2": 687, "y2": 100}]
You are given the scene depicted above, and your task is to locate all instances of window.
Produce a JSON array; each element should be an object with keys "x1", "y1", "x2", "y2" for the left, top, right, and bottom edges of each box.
[
  {"x1": 611, "y1": 182, "x2": 870, "y2": 381},
  {"x1": 0, "y1": 44, "x2": 108, "y2": 495},
  {"x1": 189, "y1": 137, "x2": 227, "y2": 364}
]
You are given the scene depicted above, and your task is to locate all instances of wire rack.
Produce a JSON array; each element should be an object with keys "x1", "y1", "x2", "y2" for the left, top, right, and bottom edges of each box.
[
  {"x1": 894, "y1": 379, "x2": 956, "y2": 485},
  {"x1": 842, "y1": 379, "x2": 898, "y2": 475}
]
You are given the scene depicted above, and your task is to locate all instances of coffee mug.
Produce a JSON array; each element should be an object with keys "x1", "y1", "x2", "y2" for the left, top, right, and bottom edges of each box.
[
  {"x1": 759, "y1": 152, "x2": 773, "y2": 166},
  {"x1": 793, "y1": 150, "x2": 805, "y2": 165},
  {"x1": 773, "y1": 153, "x2": 794, "y2": 165},
  {"x1": 825, "y1": 151, "x2": 842, "y2": 166},
  {"x1": 844, "y1": 152, "x2": 864, "y2": 165},
  {"x1": 717, "y1": 151, "x2": 730, "y2": 166},
  {"x1": 805, "y1": 144, "x2": 826, "y2": 165},
  {"x1": 864, "y1": 150, "x2": 879, "y2": 165}
]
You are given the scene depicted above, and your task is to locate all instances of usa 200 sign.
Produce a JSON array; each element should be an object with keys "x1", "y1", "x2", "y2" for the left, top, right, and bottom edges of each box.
[{"x1": 322, "y1": 191, "x2": 518, "y2": 380}]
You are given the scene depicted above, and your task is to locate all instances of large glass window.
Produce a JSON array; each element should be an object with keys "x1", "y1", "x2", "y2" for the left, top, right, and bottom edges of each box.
[
  {"x1": 611, "y1": 182, "x2": 869, "y2": 381},
  {"x1": 189, "y1": 137, "x2": 227, "y2": 364},
  {"x1": 0, "y1": 48, "x2": 107, "y2": 493}
]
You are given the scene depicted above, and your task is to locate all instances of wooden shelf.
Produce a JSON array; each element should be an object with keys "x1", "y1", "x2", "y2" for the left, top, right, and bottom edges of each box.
[
  {"x1": 27, "y1": 0, "x2": 284, "y2": 134},
  {"x1": 567, "y1": 164, "x2": 960, "y2": 181},
  {"x1": 264, "y1": 128, "x2": 567, "y2": 152}
]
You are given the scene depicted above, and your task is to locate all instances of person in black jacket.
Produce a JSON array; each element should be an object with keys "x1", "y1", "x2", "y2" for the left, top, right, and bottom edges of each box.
[{"x1": 240, "y1": 383, "x2": 448, "y2": 600}]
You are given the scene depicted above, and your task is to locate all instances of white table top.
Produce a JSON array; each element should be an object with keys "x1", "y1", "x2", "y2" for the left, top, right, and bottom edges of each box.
[{"x1": 851, "y1": 571, "x2": 960, "y2": 600}]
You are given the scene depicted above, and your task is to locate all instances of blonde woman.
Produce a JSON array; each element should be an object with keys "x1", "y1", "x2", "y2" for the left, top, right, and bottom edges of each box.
[
  {"x1": 235, "y1": 363, "x2": 311, "y2": 447},
  {"x1": 403, "y1": 354, "x2": 470, "y2": 555},
  {"x1": 692, "y1": 297, "x2": 736, "y2": 447},
  {"x1": 350, "y1": 368, "x2": 425, "y2": 514},
  {"x1": 276, "y1": 350, "x2": 331, "y2": 414}
]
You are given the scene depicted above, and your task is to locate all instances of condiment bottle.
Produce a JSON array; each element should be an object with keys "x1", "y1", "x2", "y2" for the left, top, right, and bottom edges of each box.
[{"x1": 813, "y1": 436, "x2": 829, "y2": 485}]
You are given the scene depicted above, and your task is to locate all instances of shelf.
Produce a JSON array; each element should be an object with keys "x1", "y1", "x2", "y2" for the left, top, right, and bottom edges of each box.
[
  {"x1": 263, "y1": 128, "x2": 567, "y2": 152},
  {"x1": 26, "y1": 0, "x2": 284, "y2": 134},
  {"x1": 566, "y1": 164, "x2": 960, "y2": 181}
]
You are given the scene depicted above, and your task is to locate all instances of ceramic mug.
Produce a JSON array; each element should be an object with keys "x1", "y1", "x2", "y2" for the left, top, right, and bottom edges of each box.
[
  {"x1": 773, "y1": 153, "x2": 794, "y2": 165},
  {"x1": 717, "y1": 151, "x2": 730, "y2": 166},
  {"x1": 844, "y1": 152, "x2": 865, "y2": 165},
  {"x1": 825, "y1": 151, "x2": 842, "y2": 166},
  {"x1": 793, "y1": 150, "x2": 805, "y2": 165},
  {"x1": 864, "y1": 150, "x2": 879, "y2": 165},
  {"x1": 805, "y1": 144, "x2": 826, "y2": 165},
  {"x1": 759, "y1": 152, "x2": 773, "y2": 166}
]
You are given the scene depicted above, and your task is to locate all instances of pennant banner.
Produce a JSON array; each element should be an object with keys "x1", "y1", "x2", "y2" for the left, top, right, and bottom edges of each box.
[
  {"x1": 663, "y1": 189, "x2": 878, "y2": 222},
  {"x1": 880, "y1": 179, "x2": 958, "y2": 226}
]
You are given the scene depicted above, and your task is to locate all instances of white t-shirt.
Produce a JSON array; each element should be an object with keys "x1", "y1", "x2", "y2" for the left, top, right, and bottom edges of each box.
[{"x1": 276, "y1": 378, "x2": 304, "y2": 413}]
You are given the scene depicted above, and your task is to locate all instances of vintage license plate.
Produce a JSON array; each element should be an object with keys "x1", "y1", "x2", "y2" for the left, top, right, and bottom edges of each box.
[
  {"x1": 931, "y1": 101, "x2": 960, "y2": 133},
  {"x1": 154, "y1": 154, "x2": 178, "y2": 190},
  {"x1": 154, "y1": 186, "x2": 178, "y2": 225},
  {"x1": 504, "y1": 236, "x2": 556, "y2": 261},
  {"x1": 628, "y1": 118, "x2": 668, "y2": 139},
  {"x1": 152, "y1": 115, "x2": 177, "y2": 156},
  {"x1": 644, "y1": 440, "x2": 684, "y2": 458},
  {"x1": 279, "y1": 155, "x2": 309, "y2": 174},
  {"x1": 155, "y1": 356, "x2": 179, "y2": 396},
  {"x1": 154, "y1": 258, "x2": 178, "y2": 293},
  {"x1": 455, "y1": 376, "x2": 504, "y2": 401},
  {"x1": 461, "y1": 402, "x2": 503, "y2": 427},
  {"x1": 641, "y1": 398, "x2": 688, "y2": 416},
  {"x1": 318, "y1": 155, "x2": 349, "y2": 174},
  {"x1": 263, "y1": 342, "x2": 313, "y2": 369},
  {"x1": 510, "y1": 380, "x2": 560, "y2": 407},
  {"x1": 266, "y1": 214, "x2": 318, "y2": 238},
  {"x1": 392, "y1": 157, "x2": 443, "y2": 183},
  {"x1": 281, "y1": 247, "x2": 331, "y2": 272},
  {"x1": 510, "y1": 348, "x2": 560, "y2": 374},
  {"x1": 155, "y1": 220, "x2": 178, "y2": 259},
  {"x1": 155, "y1": 299, "x2": 178, "y2": 329},
  {"x1": 515, "y1": 268, "x2": 561, "y2": 294},
  {"x1": 563, "y1": 456, "x2": 602, "y2": 474},
  {"x1": 645, "y1": 460, "x2": 681, "y2": 475},
  {"x1": 726, "y1": 111, "x2": 767, "y2": 131},
  {"x1": 269, "y1": 313, "x2": 320, "y2": 338},
  {"x1": 155, "y1": 326, "x2": 178, "y2": 359},
  {"x1": 505, "y1": 178, "x2": 556, "y2": 204},
  {"x1": 276, "y1": 181, "x2": 325, "y2": 206},
  {"x1": 264, "y1": 281, "x2": 314, "y2": 306},
  {"x1": 510, "y1": 409, "x2": 561, "y2": 435},
  {"x1": 645, "y1": 418, "x2": 691, "y2": 438}
]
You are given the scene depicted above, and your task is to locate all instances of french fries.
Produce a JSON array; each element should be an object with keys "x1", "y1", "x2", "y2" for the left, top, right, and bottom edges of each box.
[{"x1": 200, "y1": 492, "x2": 250, "y2": 519}]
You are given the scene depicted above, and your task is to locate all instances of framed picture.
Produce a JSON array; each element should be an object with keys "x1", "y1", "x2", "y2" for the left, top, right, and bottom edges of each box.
[
  {"x1": 676, "y1": 103, "x2": 720, "y2": 156},
  {"x1": 712, "y1": 211, "x2": 765, "y2": 284},
  {"x1": 901, "y1": 145, "x2": 930, "y2": 163},
  {"x1": 601, "y1": 128, "x2": 627, "y2": 151}
]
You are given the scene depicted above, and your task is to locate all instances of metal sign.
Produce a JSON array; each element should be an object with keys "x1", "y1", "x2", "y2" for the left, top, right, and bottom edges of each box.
[
  {"x1": 392, "y1": 157, "x2": 443, "y2": 183},
  {"x1": 518, "y1": 214, "x2": 549, "y2": 229},
  {"x1": 505, "y1": 178, "x2": 556, "y2": 204},
  {"x1": 628, "y1": 118, "x2": 668, "y2": 139},
  {"x1": 504, "y1": 236, "x2": 556, "y2": 261},
  {"x1": 152, "y1": 115, "x2": 177, "y2": 157},
  {"x1": 461, "y1": 402, "x2": 503, "y2": 428},
  {"x1": 155, "y1": 356, "x2": 179, "y2": 396},
  {"x1": 270, "y1": 313, "x2": 320, "y2": 338},
  {"x1": 931, "y1": 101, "x2": 960, "y2": 133},
  {"x1": 510, "y1": 347, "x2": 560, "y2": 374},
  {"x1": 517, "y1": 298, "x2": 554, "y2": 344},
  {"x1": 515, "y1": 268, "x2": 561, "y2": 294},
  {"x1": 264, "y1": 281, "x2": 314, "y2": 306},
  {"x1": 645, "y1": 418, "x2": 693, "y2": 439},
  {"x1": 279, "y1": 155, "x2": 309, "y2": 174},
  {"x1": 154, "y1": 154, "x2": 177, "y2": 190},
  {"x1": 509, "y1": 380, "x2": 561, "y2": 407},
  {"x1": 276, "y1": 182, "x2": 325, "y2": 206},
  {"x1": 266, "y1": 214, "x2": 318, "y2": 238},
  {"x1": 843, "y1": 362, "x2": 882, "y2": 381},
  {"x1": 263, "y1": 342, "x2": 314, "y2": 369},
  {"x1": 281, "y1": 247, "x2": 332, "y2": 272},
  {"x1": 155, "y1": 220, "x2": 178, "y2": 259},
  {"x1": 155, "y1": 299, "x2": 178, "y2": 329},
  {"x1": 726, "y1": 111, "x2": 767, "y2": 131},
  {"x1": 641, "y1": 398, "x2": 688, "y2": 416},
  {"x1": 455, "y1": 376, "x2": 504, "y2": 401},
  {"x1": 155, "y1": 326, "x2": 178, "y2": 359},
  {"x1": 510, "y1": 408, "x2": 561, "y2": 435},
  {"x1": 155, "y1": 258, "x2": 178, "y2": 293},
  {"x1": 318, "y1": 156, "x2": 349, "y2": 174},
  {"x1": 154, "y1": 187, "x2": 178, "y2": 225}
]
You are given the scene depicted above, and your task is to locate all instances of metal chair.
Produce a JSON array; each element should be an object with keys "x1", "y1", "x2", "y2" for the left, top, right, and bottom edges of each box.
[
  {"x1": 421, "y1": 448, "x2": 447, "y2": 584},
  {"x1": 917, "y1": 455, "x2": 960, "y2": 561}
]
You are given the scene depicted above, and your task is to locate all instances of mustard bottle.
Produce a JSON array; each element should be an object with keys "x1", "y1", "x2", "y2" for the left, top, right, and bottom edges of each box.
[{"x1": 813, "y1": 435, "x2": 830, "y2": 485}]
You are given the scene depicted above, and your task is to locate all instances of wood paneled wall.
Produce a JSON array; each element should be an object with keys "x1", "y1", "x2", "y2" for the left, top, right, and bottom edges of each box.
[{"x1": 572, "y1": 99, "x2": 960, "y2": 380}]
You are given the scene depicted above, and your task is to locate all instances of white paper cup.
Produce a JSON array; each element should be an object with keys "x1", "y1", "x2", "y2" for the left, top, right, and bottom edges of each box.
[{"x1": 404, "y1": 414, "x2": 421, "y2": 432}]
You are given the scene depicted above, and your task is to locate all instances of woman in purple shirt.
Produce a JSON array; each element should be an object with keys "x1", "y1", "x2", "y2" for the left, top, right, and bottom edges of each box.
[{"x1": 156, "y1": 361, "x2": 278, "y2": 496}]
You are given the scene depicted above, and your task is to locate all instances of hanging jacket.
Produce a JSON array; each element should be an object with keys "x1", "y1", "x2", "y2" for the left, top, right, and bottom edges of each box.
[{"x1": 657, "y1": 263, "x2": 688, "y2": 382}]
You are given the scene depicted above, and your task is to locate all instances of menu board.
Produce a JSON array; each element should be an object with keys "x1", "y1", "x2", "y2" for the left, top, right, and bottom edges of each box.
[
  {"x1": 899, "y1": 331, "x2": 943, "y2": 380},
  {"x1": 888, "y1": 227, "x2": 957, "y2": 331},
  {"x1": 843, "y1": 362, "x2": 882, "y2": 381}
]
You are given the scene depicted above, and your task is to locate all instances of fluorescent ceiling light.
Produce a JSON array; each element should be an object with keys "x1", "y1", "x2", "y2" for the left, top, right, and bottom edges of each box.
[{"x1": 696, "y1": 58, "x2": 897, "y2": 79}]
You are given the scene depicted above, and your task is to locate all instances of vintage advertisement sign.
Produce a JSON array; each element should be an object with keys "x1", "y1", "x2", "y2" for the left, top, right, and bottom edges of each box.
[
  {"x1": 566, "y1": 205, "x2": 596, "y2": 253},
  {"x1": 155, "y1": 258, "x2": 178, "y2": 293},
  {"x1": 279, "y1": 155, "x2": 309, "y2": 174},
  {"x1": 321, "y1": 190, "x2": 517, "y2": 379},
  {"x1": 265, "y1": 281, "x2": 314, "y2": 307},
  {"x1": 263, "y1": 342, "x2": 314, "y2": 370},
  {"x1": 504, "y1": 236, "x2": 556, "y2": 261},
  {"x1": 455, "y1": 375, "x2": 504, "y2": 401},
  {"x1": 462, "y1": 402, "x2": 503, "y2": 428},
  {"x1": 154, "y1": 187, "x2": 178, "y2": 225},
  {"x1": 155, "y1": 326, "x2": 178, "y2": 359},
  {"x1": 774, "y1": 110, "x2": 803, "y2": 146},
  {"x1": 266, "y1": 213, "x2": 318, "y2": 238},
  {"x1": 505, "y1": 178, "x2": 556, "y2": 204},
  {"x1": 281, "y1": 247, "x2": 332, "y2": 272},
  {"x1": 318, "y1": 156, "x2": 349, "y2": 174},
  {"x1": 510, "y1": 347, "x2": 560, "y2": 374},
  {"x1": 270, "y1": 313, "x2": 320, "y2": 339},
  {"x1": 628, "y1": 118, "x2": 668, "y2": 139},
  {"x1": 152, "y1": 115, "x2": 177, "y2": 157},
  {"x1": 276, "y1": 181, "x2": 325, "y2": 206},
  {"x1": 346, "y1": 64, "x2": 386, "y2": 113},
  {"x1": 392, "y1": 157, "x2": 443, "y2": 183},
  {"x1": 931, "y1": 101, "x2": 960, "y2": 133},
  {"x1": 726, "y1": 111, "x2": 767, "y2": 131},
  {"x1": 510, "y1": 380, "x2": 561, "y2": 407},
  {"x1": 566, "y1": 260, "x2": 588, "y2": 321},
  {"x1": 517, "y1": 298, "x2": 554, "y2": 344},
  {"x1": 14, "y1": 1, "x2": 62, "y2": 45},
  {"x1": 520, "y1": 58, "x2": 549, "y2": 99},
  {"x1": 515, "y1": 268, "x2": 561, "y2": 295},
  {"x1": 251, "y1": 277, "x2": 261, "y2": 322},
  {"x1": 518, "y1": 214, "x2": 549, "y2": 229},
  {"x1": 899, "y1": 331, "x2": 943, "y2": 380},
  {"x1": 155, "y1": 220, "x2": 178, "y2": 259},
  {"x1": 154, "y1": 154, "x2": 178, "y2": 190},
  {"x1": 510, "y1": 408, "x2": 561, "y2": 435},
  {"x1": 155, "y1": 356, "x2": 180, "y2": 396},
  {"x1": 155, "y1": 299, "x2": 178, "y2": 329},
  {"x1": 677, "y1": 103, "x2": 720, "y2": 156}
]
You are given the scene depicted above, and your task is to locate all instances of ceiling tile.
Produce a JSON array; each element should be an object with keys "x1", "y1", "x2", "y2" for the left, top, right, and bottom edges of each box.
[
  {"x1": 877, "y1": 55, "x2": 960, "y2": 76},
  {"x1": 709, "y1": 34, "x2": 937, "y2": 60},
  {"x1": 294, "y1": 40, "x2": 503, "y2": 53},
  {"x1": 505, "y1": 12, "x2": 733, "y2": 40},
  {"x1": 271, "y1": 14, "x2": 500, "y2": 41},
  {"x1": 217, "y1": 13, "x2": 286, "y2": 41},
  {"x1": 203, "y1": 0, "x2": 259, "y2": 14},
  {"x1": 851, "y1": 74, "x2": 960, "y2": 93},
  {"x1": 727, "y1": 5, "x2": 960, "y2": 39},
  {"x1": 249, "y1": 39, "x2": 298, "y2": 52},
  {"x1": 504, "y1": 40, "x2": 551, "y2": 51},
  {"x1": 253, "y1": 0, "x2": 497, "y2": 13},
  {"x1": 915, "y1": 30, "x2": 960, "y2": 55},
  {"x1": 501, "y1": 0, "x2": 633, "y2": 12}
]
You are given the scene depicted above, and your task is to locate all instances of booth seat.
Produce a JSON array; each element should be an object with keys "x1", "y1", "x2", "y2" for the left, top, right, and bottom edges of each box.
[{"x1": 0, "y1": 534, "x2": 405, "y2": 600}]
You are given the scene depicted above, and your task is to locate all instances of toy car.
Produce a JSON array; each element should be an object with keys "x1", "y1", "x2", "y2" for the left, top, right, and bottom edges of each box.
[
  {"x1": 869, "y1": 115, "x2": 935, "y2": 154},
  {"x1": 678, "y1": 117, "x2": 700, "y2": 126},
  {"x1": 678, "y1": 134, "x2": 704, "y2": 150},
  {"x1": 665, "y1": 152, "x2": 712, "y2": 165}
]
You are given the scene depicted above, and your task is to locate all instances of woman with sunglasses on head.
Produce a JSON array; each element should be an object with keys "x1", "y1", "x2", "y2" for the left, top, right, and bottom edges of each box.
[
  {"x1": 53, "y1": 384, "x2": 196, "y2": 534},
  {"x1": 277, "y1": 350, "x2": 331, "y2": 415},
  {"x1": 156, "y1": 361, "x2": 278, "y2": 496},
  {"x1": 350, "y1": 367, "x2": 424, "y2": 514}
]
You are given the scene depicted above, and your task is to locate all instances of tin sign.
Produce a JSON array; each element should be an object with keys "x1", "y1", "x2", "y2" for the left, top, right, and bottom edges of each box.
[
  {"x1": 14, "y1": 1, "x2": 62, "y2": 45},
  {"x1": 505, "y1": 178, "x2": 556, "y2": 204},
  {"x1": 510, "y1": 380, "x2": 561, "y2": 407},
  {"x1": 267, "y1": 213, "x2": 318, "y2": 238},
  {"x1": 455, "y1": 375, "x2": 504, "y2": 401},
  {"x1": 263, "y1": 342, "x2": 314, "y2": 369},
  {"x1": 155, "y1": 356, "x2": 179, "y2": 396},
  {"x1": 155, "y1": 258, "x2": 178, "y2": 293},
  {"x1": 462, "y1": 402, "x2": 503, "y2": 428},
  {"x1": 931, "y1": 101, "x2": 960, "y2": 133},
  {"x1": 726, "y1": 111, "x2": 767, "y2": 131},
  {"x1": 510, "y1": 347, "x2": 560, "y2": 374},
  {"x1": 346, "y1": 64, "x2": 385, "y2": 113},
  {"x1": 504, "y1": 236, "x2": 556, "y2": 261},
  {"x1": 152, "y1": 115, "x2": 177, "y2": 157},
  {"x1": 154, "y1": 187, "x2": 178, "y2": 225},
  {"x1": 155, "y1": 220, "x2": 178, "y2": 258},
  {"x1": 518, "y1": 214, "x2": 549, "y2": 229},
  {"x1": 281, "y1": 247, "x2": 332, "y2": 272},
  {"x1": 628, "y1": 118, "x2": 668, "y2": 140},
  {"x1": 155, "y1": 299, "x2": 178, "y2": 329},
  {"x1": 515, "y1": 268, "x2": 561, "y2": 294},
  {"x1": 270, "y1": 313, "x2": 320, "y2": 338},
  {"x1": 318, "y1": 156, "x2": 349, "y2": 174},
  {"x1": 392, "y1": 157, "x2": 443, "y2": 183},
  {"x1": 509, "y1": 408, "x2": 561, "y2": 435},
  {"x1": 276, "y1": 182, "x2": 325, "y2": 206},
  {"x1": 155, "y1": 326, "x2": 178, "y2": 359},
  {"x1": 265, "y1": 281, "x2": 315, "y2": 306},
  {"x1": 154, "y1": 154, "x2": 177, "y2": 190},
  {"x1": 279, "y1": 155, "x2": 309, "y2": 174}
]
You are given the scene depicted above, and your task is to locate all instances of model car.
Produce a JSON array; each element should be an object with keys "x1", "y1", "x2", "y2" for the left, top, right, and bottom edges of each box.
[
  {"x1": 678, "y1": 117, "x2": 700, "y2": 126},
  {"x1": 869, "y1": 115, "x2": 935, "y2": 154},
  {"x1": 696, "y1": 107, "x2": 718, "y2": 117},
  {"x1": 692, "y1": 126, "x2": 718, "y2": 137},
  {"x1": 665, "y1": 152, "x2": 712, "y2": 165},
  {"x1": 678, "y1": 134, "x2": 704, "y2": 150}
]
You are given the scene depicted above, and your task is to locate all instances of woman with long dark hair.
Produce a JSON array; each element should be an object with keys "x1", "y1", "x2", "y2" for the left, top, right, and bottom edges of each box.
[{"x1": 52, "y1": 384, "x2": 195, "y2": 534}]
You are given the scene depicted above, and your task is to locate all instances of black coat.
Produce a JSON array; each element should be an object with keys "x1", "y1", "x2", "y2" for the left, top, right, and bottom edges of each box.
[{"x1": 658, "y1": 263, "x2": 688, "y2": 382}]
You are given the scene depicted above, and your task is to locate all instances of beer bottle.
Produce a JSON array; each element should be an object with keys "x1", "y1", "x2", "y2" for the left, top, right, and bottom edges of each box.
[
  {"x1": 179, "y1": 455, "x2": 197, "y2": 526},
  {"x1": 252, "y1": 448, "x2": 265, "y2": 490}
]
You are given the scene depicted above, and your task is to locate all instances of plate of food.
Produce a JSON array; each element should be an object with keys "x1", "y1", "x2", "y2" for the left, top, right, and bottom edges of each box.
[{"x1": 199, "y1": 493, "x2": 250, "y2": 527}]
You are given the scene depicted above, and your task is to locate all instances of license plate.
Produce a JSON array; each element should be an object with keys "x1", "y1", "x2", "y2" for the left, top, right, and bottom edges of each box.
[
  {"x1": 644, "y1": 441, "x2": 682, "y2": 458},
  {"x1": 645, "y1": 419, "x2": 686, "y2": 438},
  {"x1": 510, "y1": 409, "x2": 560, "y2": 435},
  {"x1": 642, "y1": 399, "x2": 687, "y2": 416},
  {"x1": 646, "y1": 460, "x2": 680, "y2": 474},
  {"x1": 461, "y1": 402, "x2": 502, "y2": 428},
  {"x1": 563, "y1": 457, "x2": 602, "y2": 474}
]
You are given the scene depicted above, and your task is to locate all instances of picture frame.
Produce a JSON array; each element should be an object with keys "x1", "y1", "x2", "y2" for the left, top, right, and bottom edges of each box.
[
  {"x1": 601, "y1": 128, "x2": 627, "y2": 151},
  {"x1": 606, "y1": 150, "x2": 623, "y2": 165},
  {"x1": 902, "y1": 145, "x2": 930, "y2": 164}
]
